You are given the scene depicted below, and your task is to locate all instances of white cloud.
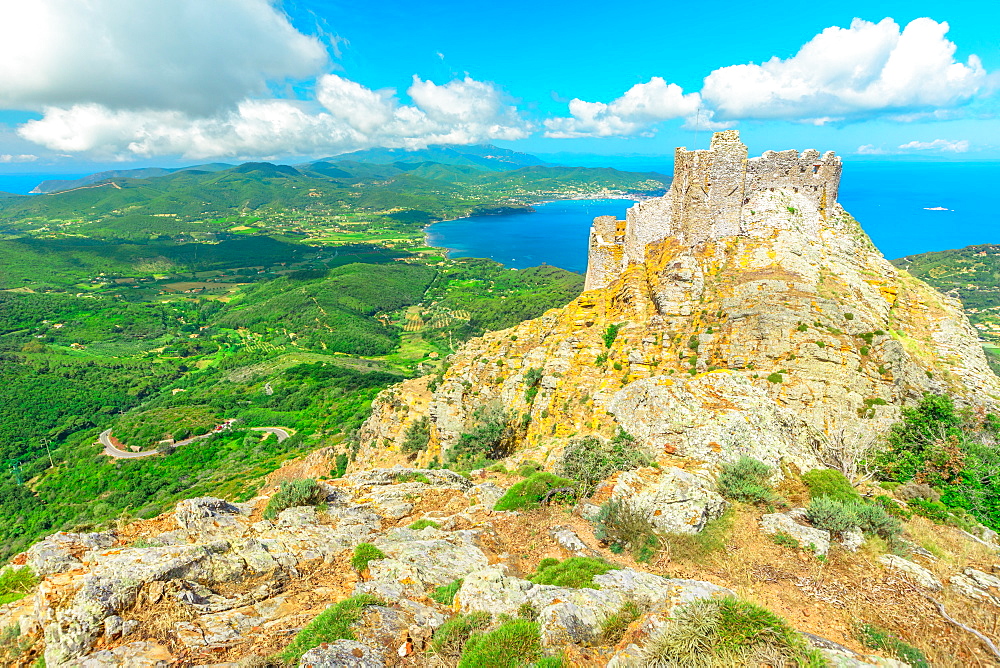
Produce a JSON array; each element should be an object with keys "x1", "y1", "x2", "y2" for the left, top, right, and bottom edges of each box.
[
  {"x1": 18, "y1": 77, "x2": 531, "y2": 160},
  {"x1": 855, "y1": 144, "x2": 888, "y2": 155},
  {"x1": 898, "y1": 139, "x2": 970, "y2": 152},
  {"x1": 0, "y1": 153, "x2": 37, "y2": 162},
  {"x1": 701, "y1": 18, "x2": 986, "y2": 123},
  {"x1": 0, "y1": 0, "x2": 328, "y2": 114},
  {"x1": 544, "y1": 78, "x2": 700, "y2": 138}
]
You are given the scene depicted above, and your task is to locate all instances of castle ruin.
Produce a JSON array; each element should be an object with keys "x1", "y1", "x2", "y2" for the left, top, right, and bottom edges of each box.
[{"x1": 584, "y1": 130, "x2": 842, "y2": 290}]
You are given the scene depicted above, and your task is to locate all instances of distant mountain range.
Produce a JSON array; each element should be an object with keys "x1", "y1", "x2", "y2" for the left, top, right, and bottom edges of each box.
[
  {"x1": 30, "y1": 164, "x2": 233, "y2": 194},
  {"x1": 26, "y1": 145, "x2": 550, "y2": 195}
]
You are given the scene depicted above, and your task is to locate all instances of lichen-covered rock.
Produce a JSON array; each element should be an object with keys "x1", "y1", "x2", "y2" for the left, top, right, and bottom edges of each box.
[
  {"x1": 549, "y1": 526, "x2": 594, "y2": 558},
  {"x1": 174, "y1": 497, "x2": 243, "y2": 530},
  {"x1": 27, "y1": 531, "x2": 116, "y2": 576},
  {"x1": 367, "y1": 529, "x2": 489, "y2": 593},
  {"x1": 276, "y1": 505, "x2": 319, "y2": 527},
  {"x1": 298, "y1": 640, "x2": 385, "y2": 668},
  {"x1": 603, "y1": 466, "x2": 727, "y2": 534},
  {"x1": 761, "y1": 509, "x2": 831, "y2": 556},
  {"x1": 879, "y1": 555, "x2": 942, "y2": 590},
  {"x1": 840, "y1": 528, "x2": 864, "y2": 553},
  {"x1": 78, "y1": 640, "x2": 172, "y2": 667}
]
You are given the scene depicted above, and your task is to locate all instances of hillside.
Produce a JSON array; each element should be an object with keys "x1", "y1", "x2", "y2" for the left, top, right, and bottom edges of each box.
[
  {"x1": 6, "y1": 134, "x2": 1000, "y2": 667},
  {"x1": 893, "y1": 244, "x2": 1000, "y2": 343}
]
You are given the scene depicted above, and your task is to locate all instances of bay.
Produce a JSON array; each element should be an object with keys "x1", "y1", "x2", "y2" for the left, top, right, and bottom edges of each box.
[{"x1": 426, "y1": 161, "x2": 1000, "y2": 272}]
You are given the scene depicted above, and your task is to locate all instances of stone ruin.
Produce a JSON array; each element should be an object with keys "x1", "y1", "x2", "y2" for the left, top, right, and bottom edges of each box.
[{"x1": 584, "y1": 129, "x2": 843, "y2": 290}]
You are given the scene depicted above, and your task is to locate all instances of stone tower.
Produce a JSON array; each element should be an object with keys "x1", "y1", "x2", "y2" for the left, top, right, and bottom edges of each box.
[{"x1": 584, "y1": 130, "x2": 842, "y2": 291}]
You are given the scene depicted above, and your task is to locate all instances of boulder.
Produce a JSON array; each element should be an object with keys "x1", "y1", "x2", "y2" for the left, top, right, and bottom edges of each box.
[
  {"x1": 604, "y1": 467, "x2": 727, "y2": 534},
  {"x1": 298, "y1": 640, "x2": 385, "y2": 667},
  {"x1": 27, "y1": 531, "x2": 116, "y2": 576},
  {"x1": 760, "y1": 509, "x2": 831, "y2": 556},
  {"x1": 879, "y1": 555, "x2": 942, "y2": 591}
]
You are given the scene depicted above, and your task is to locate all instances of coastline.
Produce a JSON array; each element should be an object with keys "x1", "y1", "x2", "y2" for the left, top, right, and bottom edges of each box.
[{"x1": 421, "y1": 193, "x2": 643, "y2": 253}]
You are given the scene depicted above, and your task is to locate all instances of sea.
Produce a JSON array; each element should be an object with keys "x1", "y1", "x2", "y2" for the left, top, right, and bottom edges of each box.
[{"x1": 426, "y1": 161, "x2": 1000, "y2": 273}]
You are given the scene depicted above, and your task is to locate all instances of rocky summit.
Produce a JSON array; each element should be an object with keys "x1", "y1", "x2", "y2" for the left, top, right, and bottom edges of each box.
[
  {"x1": 4, "y1": 132, "x2": 1000, "y2": 667},
  {"x1": 358, "y1": 130, "x2": 999, "y2": 474}
]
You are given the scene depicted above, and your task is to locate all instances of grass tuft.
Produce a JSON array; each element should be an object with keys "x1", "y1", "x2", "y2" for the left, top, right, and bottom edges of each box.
[
  {"x1": 430, "y1": 579, "x2": 463, "y2": 605},
  {"x1": 432, "y1": 611, "x2": 492, "y2": 657},
  {"x1": 493, "y1": 472, "x2": 576, "y2": 511},
  {"x1": 350, "y1": 543, "x2": 386, "y2": 572},
  {"x1": 457, "y1": 618, "x2": 542, "y2": 668},
  {"x1": 528, "y1": 556, "x2": 616, "y2": 589},
  {"x1": 277, "y1": 594, "x2": 383, "y2": 664}
]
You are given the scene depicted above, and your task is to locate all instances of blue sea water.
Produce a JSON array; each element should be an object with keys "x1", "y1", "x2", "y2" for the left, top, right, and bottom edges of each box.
[
  {"x1": 0, "y1": 173, "x2": 87, "y2": 194},
  {"x1": 427, "y1": 161, "x2": 1000, "y2": 272}
]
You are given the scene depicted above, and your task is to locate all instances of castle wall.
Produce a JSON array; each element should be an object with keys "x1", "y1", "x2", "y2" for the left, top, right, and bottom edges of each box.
[
  {"x1": 584, "y1": 130, "x2": 842, "y2": 291},
  {"x1": 584, "y1": 215, "x2": 626, "y2": 291}
]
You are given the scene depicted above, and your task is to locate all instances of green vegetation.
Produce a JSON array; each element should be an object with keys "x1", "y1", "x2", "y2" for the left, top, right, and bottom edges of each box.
[
  {"x1": 661, "y1": 511, "x2": 734, "y2": 563},
  {"x1": 873, "y1": 393, "x2": 1000, "y2": 529},
  {"x1": 457, "y1": 618, "x2": 542, "y2": 668},
  {"x1": 277, "y1": 594, "x2": 383, "y2": 664},
  {"x1": 637, "y1": 597, "x2": 825, "y2": 667},
  {"x1": 493, "y1": 472, "x2": 576, "y2": 511},
  {"x1": 602, "y1": 323, "x2": 624, "y2": 348},
  {"x1": 0, "y1": 567, "x2": 39, "y2": 606},
  {"x1": 350, "y1": 543, "x2": 386, "y2": 572},
  {"x1": 802, "y1": 469, "x2": 862, "y2": 504},
  {"x1": 262, "y1": 478, "x2": 326, "y2": 520},
  {"x1": 430, "y1": 579, "x2": 463, "y2": 605},
  {"x1": 432, "y1": 611, "x2": 492, "y2": 658},
  {"x1": 770, "y1": 531, "x2": 801, "y2": 549},
  {"x1": 717, "y1": 457, "x2": 777, "y2": 505},
  {"x1": 599, "y1": 602, "x2": 642, "y2": 645},
  {"x1": 805, "y1": 497, "x2": 901, "y2": 540},
  {"x1": 893, "y1": 244, "x2": 1000, "y2": 345},
  {"x1": 556, "y1": 432, "x2": 648, "y2": 498},
  {"x1": 856, "y1": 622, "x2": 928, "y2": 668},
  {"x1": 766, "y1": 372, "x2": 783, "y2": 383},
  {"x1": 593, "y1": 498, "x2": 660, "y2": 562},
  {"x1": 528, "y1": 557, "x2": 616, "y2": 589},
  {"x1": 408, "y1": 518, "x2": 440, "y2": 530},
  {"x1": 449, "y1": 405, "x2": 522, "y2": 470},
  {"x1": 0, "y1": 149, "x2": 651, "y2": 559},
  {"x1": 402, "y1": 417, "x2": 431, "y2": 454}
]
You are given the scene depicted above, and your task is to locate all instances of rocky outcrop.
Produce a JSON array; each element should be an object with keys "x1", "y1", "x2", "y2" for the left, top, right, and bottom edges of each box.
[{"x1": 354, "y1": 132, "x2": 1000, "y2": 479}]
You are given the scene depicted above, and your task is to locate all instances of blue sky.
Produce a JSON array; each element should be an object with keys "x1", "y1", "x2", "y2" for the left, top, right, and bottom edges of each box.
[{"x1": 0, "y1": 0, "x2": 997, "y2": 172}]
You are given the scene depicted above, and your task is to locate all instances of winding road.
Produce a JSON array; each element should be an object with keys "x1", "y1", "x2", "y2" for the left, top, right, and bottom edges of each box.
[{"x1": 100, "y1": 424, "x2": 291, "y2": 459}]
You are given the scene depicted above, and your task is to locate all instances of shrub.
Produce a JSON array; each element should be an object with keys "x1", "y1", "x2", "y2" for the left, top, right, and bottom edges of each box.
[
  {"x1": 802, "y1": 468, "x2": 862, "y2": 503},
  {"x1": 557, "y1": 434, "x2": 650, "y2": 498},
  {"x1": 717, "y1": 457, "x2": 776, "y2": 505},
  {"x1": 637, "y1": 597, "x2": 824, "y2": 667},
  {"x1": 458, "y1": 619, "x2": 542, "y2": 668},
  {"x1": 430, "y1": 579, "x2": 462, "y2": 605},
  {"x1": 351, "y1": 543, "x2": 385, "y2": 572},
  {"x1": 529, "y1": 557, "x2": 616, "y2": 589},
  {"x1": 593, "y1": 498, "x2": 661, "y2": 561},
  {"x1": 493, "y1": 472, "x2": 576, "y2": 511},
  {"x1": 278, "y1": 594, "x2": 383, "y2": 663},
  {"x1": 854, "y1": 503, "x2": 902, "y2": 539},
  {"x1": 856, "y1": 623, "x2": 928, "y2": 668},
  {"x1": 872, "y1": 494, "x2": 911, "y2": 519},
  {"x1": 518, "y1": 462, "x2": 540, "y2": 477},
  {"x1": 262, "y1": 478, "x2": 326, "y2": 519},
  {"x1": 806, "y1": 497, "x2": 902, "y2": 540},
  {"x1": 449, "y1": 404, "x2": 520, "y2": 469},
  {"x1": 409, "y1": 519, "x2": 440, "y2": 530},
  {"x1": 0, "y1": 567, "x2": 38, "y2": 606},
  {"x1": 806, "y1": 496, "x2": 858, "y2": 534},
  {"x1": 330, "y1": 453, "x2": 349, "y2": 479},
  {"x1": 603, "y1": 323, "x2": 624, "y2": 348},
  {"x1": 766, "y1": 372, "x2": 783, "y2": 383},
  {"x1": 402, "y1": 416, "x2": 431, "y2": 453},
  {"x1": 599, "y1": 602, "x2": 642, "y2": 645},
  {"x1": 432, "y1": 611, "x2": 492, "y2": 657}
]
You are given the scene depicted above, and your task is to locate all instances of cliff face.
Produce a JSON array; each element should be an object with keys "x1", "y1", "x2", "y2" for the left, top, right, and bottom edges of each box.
[{"x1": 356, "y1": 131, "x2": 1000, "y2": 473}]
